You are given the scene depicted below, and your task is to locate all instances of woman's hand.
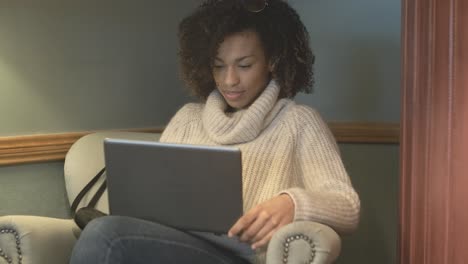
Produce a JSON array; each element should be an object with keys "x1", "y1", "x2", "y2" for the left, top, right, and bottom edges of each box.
[{"x1": 228, "y1": 194, "x2": 294, "y2": 249}]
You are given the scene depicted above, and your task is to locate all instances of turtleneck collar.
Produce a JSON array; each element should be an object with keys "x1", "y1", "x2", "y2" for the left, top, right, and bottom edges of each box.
[{"x1": 201, "y1": 80, "x2": 290, "y2": 144}]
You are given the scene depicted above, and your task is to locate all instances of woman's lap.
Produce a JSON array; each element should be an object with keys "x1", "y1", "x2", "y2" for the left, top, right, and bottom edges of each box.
[{"x1": 70, "y1": 216, "x2": 253, "y2": 264}]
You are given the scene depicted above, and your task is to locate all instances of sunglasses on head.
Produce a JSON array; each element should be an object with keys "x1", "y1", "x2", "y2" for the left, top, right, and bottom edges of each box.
[{"x1": 240, "y1": 0, "x2": 268, "y2": 12}]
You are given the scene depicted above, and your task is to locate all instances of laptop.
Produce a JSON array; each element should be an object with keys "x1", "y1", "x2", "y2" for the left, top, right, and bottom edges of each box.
[{"x1": 103, "y1": 138, "x2": 243, "y2": 234}]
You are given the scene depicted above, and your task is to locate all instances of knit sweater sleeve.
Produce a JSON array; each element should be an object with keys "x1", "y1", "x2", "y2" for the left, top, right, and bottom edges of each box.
[{"x1": 281, "y1": 107, "x2": 360, "y2": 234}]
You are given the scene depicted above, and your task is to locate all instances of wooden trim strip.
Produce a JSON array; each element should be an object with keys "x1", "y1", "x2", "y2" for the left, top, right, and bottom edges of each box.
[
  {"x1": 329, "y1": 122, "x2": 400, "y2": 144},
  {"x1": 0, "y1": 128, "x2": 164, "y2": 166},
  {"x1": 0, "y1": 123, "x2": 399, "y2": 166}
]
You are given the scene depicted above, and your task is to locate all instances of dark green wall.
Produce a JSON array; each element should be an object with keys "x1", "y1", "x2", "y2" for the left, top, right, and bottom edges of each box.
[
  {"x1": 338, "y1": 144, "x2": 399, "y2": 264},
  {"x1": 0, "y1": 1, "x2": 196, "y2": 136},
  {"x1": 292, "y1": 0, "x2": 401, "y2": 122},
  {"x1": 290, "y1": 1, "x2": 400, "y2": 263},
  {"x1": 0, "y1": 162, "x2": 69, "y2": 218}
]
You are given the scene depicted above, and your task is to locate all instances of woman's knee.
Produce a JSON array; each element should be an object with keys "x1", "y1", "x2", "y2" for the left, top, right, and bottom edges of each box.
[
  {"x1": 78, "y1": 216, "x2": 132, "y2": 243},
  {"x1": 85, "y1": 215, "x2": 130, "y2": 231},
  {"x1": 71, "y1": 216, "x2": 131, "y2": 264}
]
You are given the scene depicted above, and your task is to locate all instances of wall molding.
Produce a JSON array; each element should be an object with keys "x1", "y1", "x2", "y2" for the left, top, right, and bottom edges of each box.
[
  {"x1": 0, "y1": 122, "x2": 399, "y2": 166},
  {"x1": 0, "y1": 128, "x2": 164, "y2": 166},
  {"x1": 328, "y1": 122, "x2": 399, "y2": 144}
]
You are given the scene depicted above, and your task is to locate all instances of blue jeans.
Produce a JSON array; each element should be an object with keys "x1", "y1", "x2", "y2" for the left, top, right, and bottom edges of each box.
[{"x1": 70, "y1": 216, "x2": 255, "y2": 264}]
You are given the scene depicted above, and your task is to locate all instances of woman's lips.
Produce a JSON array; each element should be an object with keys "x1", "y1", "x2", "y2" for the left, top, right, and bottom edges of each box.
[{"x1": 223, "y1": 90, "x2": 244, "y2": 100}]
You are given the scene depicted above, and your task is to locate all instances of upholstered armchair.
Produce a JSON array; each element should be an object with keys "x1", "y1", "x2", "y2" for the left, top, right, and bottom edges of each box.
[{"x1": 0, "y1": 131, "x2": 341, "y2": 264}]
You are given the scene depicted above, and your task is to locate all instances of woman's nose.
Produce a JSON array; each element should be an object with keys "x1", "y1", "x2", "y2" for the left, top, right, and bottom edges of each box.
[{"x1": 224, "y1": 67, "x2": 240, "y2": 87}]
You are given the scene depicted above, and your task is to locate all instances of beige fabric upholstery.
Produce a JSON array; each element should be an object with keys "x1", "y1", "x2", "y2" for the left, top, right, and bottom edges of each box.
[
  {"x1": 0, "y1": 216, "x2": 78, "y2": 264},
  {"x1": 0, "y1": 131, "x2": 341, "y2": 264}
]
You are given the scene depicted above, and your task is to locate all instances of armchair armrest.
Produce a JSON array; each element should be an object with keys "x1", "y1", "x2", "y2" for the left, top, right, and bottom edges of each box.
[
  {"x1": 266, "y1": 221, "x2": 341, "y2": 264},
  {"x1": 0, "y1": 216, "x2": 79, "y2": 264},
  {"x1": 64, "y1": 131, "x2": 161, "y2": 214}
]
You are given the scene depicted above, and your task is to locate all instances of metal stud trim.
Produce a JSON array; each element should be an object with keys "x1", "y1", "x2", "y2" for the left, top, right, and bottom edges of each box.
[
  {"x1": 282, "y1": 234, "x2": 316, "y2": 264},
  {"x1": 0, "y1": 228, "x2": 23, "y2": 264}
]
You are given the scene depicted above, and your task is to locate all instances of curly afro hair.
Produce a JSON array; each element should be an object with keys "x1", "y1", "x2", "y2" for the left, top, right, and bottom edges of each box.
[{"x1": 178, "y1": 0, "x2": 315, "y2": 99}]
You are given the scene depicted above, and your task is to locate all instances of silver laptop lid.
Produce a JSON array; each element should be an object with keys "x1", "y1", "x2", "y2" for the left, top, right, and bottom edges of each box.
[{"x1": 104, "y1": 138, "x2": 243, "y2": 234}]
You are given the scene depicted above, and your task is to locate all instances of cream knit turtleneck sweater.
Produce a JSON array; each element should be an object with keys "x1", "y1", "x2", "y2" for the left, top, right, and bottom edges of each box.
[{"x1": 160, "y1": 80, "x2": 360, "y2": 235}]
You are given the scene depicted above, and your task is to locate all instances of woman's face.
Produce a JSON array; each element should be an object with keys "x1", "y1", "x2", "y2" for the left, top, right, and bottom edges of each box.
[{"x1": 212, "y1": 30, "x2": 271, "y2": 110}]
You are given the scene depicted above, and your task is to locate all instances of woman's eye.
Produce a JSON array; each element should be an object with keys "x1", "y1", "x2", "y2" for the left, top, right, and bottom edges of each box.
[
  {"x1": 239, "y1": 65, "x2": 252, "y2": 69},
  {"x1": 213, "y1": 65, "x2": 225, "y2": 69}
]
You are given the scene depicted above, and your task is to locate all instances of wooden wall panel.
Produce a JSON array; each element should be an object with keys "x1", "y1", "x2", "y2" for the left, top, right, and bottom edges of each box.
[
  {"x1": 449, "y1": 0, "x2": 468, "y2": 262},
  {"x1": 400, "y1": 0, "x2": 468, "y2": 263}
]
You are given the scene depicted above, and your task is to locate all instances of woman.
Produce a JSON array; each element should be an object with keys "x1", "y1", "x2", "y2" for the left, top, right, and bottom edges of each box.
[{"x1": 70, "y1": 0, "x2": 360, "y2": 263}]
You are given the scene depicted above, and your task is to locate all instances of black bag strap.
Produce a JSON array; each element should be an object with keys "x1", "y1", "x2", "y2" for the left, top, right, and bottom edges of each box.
[
  {"x1": 88, "y1": 179, "x2": 107, "y2": 208},
  {"x1": 71, "y1": 167, "x2": 106, "y2": 215}
]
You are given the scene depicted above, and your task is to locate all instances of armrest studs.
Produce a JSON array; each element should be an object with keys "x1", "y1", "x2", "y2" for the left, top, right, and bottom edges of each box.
[
  {"x1": 0, "y1": 228, "x2": 23, "y2": 264},
  {"x1": 282, "y1": 234, "x2": 316, "y2": 264}
]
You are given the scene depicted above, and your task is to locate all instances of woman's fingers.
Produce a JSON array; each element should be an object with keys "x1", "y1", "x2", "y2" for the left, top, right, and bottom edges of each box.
[
  {"x1": 228, "y1": 206, "x2": 259, "y2": 237},
  {"x1": 251, "y1": 228, "x2": 278, "y2": 249},
  {"x1": 239, "y1": 210, "x2": 272, "y2": 242},
  {"x1": 229, "y1": 194, "x2": 295, "y2": 248},
  {"x1": 250, "y1": 217, "x2": 278, "y2": 244}
]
